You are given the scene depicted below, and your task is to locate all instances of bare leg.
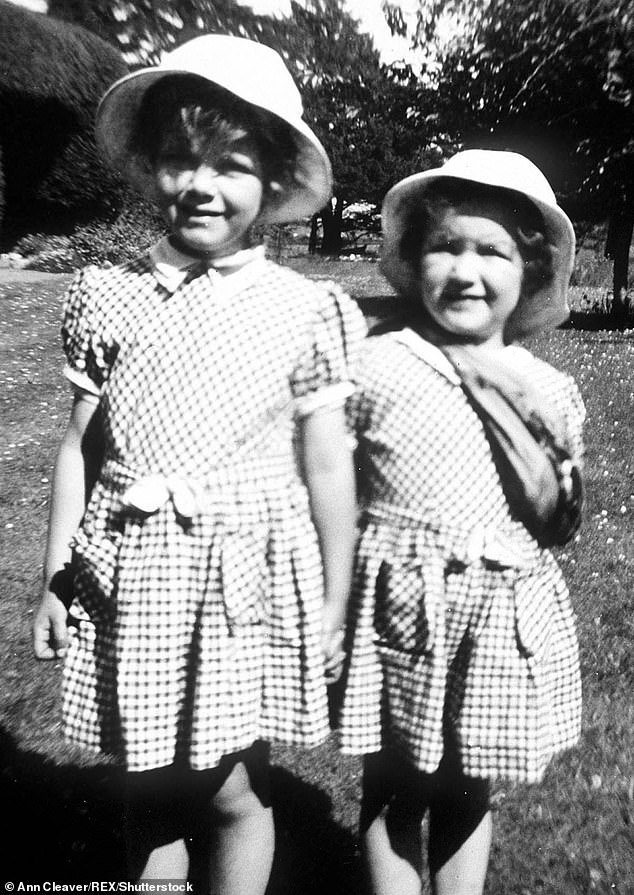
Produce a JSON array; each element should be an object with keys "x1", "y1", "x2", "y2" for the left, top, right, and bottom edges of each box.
[
  {"x1": 428, "y1": 774, "x2": 491, "y2": 895},
  {"x1": 206, "y1": 758, "x2": 275, "y2": 895},
  {"x1": 362, "y1": 809, "x2": 424, "y2": 895},
  {"x1": 360, "y1": 752, "x2": 425, "y2": 895},
  {"x1": 124, "y1": 766, "x2": 192, "y2": 881},
  {"x1": 139, "y1": 839, "x2": 189, "y2": 880},
  {"x1": 359, "y1": 751, "x2": 491, "y2": 895},
  {"x1": 430, "y1": 810, "x2": 491, "y2": 895}
]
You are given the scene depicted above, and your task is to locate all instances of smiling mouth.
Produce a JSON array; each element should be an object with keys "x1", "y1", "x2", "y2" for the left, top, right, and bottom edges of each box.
[
  {"x1": 445, "y1": 293, "x2": 485, "y2": 304},
  {"x1": 181, "y1": 208, "x2": 223, "y2": 219}
]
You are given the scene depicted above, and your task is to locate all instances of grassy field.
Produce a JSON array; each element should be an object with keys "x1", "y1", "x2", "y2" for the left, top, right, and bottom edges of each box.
[{"x1": 1, "y1": 263, "x2": 633, "y2": 892}]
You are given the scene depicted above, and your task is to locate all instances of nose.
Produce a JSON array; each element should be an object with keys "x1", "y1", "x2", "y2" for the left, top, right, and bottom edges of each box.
[
  {"x1": 186, "y1": 163, "x2": 218, "y2": 197},
  {"x1": 449, "y1": 250, "x2": 478, "y2": 285}
]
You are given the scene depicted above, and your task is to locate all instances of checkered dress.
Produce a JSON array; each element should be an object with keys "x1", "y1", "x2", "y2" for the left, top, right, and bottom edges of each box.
[
  {"x1": 338, "y1": 329, "x2": 585, "y2": 784},
  {"x1": 59, "y1": 248, "x2": 366, "y2": 773}
]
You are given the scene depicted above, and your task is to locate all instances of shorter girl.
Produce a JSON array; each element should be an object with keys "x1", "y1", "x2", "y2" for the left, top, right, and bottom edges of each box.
[
  {"x1": 33, "y1": 35, "x2": 364, "y2": 890},
  {"x1": 339, "y1": 150, "x2": 585, "y2": 895}
]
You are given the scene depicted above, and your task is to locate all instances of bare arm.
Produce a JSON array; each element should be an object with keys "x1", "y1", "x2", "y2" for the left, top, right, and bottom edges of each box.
[
  {"x1": 33, "y1": 393, "x2": 99, "y2": 659},
  {"x1": 299, "y1": 405, "x2": 357, "y2": 682}
]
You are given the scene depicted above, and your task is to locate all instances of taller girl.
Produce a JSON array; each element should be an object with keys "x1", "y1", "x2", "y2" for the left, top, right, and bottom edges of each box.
[
  {"x1": 33, "y1": 35, "x2": 364, "y2": 889},
  {"x1": 339, "y1": 150, "x2": 585, "y2": 894}
]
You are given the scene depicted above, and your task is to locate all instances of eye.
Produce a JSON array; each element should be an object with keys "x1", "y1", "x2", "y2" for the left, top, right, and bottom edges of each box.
[
  {"x1": 156, "y1": 148, "x2": 195, "y2": 169},
  {"x1": 427, "y1": 238, "x2": 457, "y2": 253},
  {"x1": 481, "y1": 242, "x2": 514, "y2": 259},
  {"x1": 219, "y1": 153, "x2": 259, "y2": 176}
]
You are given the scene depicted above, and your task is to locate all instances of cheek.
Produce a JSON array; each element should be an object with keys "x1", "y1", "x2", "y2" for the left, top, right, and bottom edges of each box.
[
  {"x1": 154, "y1": 169, "x2": 186, "y2": 202},
  {"x1": 502, "y1": 260, "x2": 524, "y2": 299},
  {"x1": 418, "y1": 257, "x2": 447, "y2": 295},
  {"x1": 235, "y1": 179, "x2": 265, "y2": 213}
]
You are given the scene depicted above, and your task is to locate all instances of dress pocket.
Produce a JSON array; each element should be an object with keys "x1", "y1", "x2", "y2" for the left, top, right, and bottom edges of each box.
[
  {"x1": 374, "y1": 558, "x2": 432, "y2": 655},
  {"x1": 219, "y1": 525, "x2": 270, "y2": 631},
  {"x1": 71, "y1": 527, "x2": 123, "y2": 615},
  {"x1": 376, "y1": 641, "x2": 444, "y2": 760}
]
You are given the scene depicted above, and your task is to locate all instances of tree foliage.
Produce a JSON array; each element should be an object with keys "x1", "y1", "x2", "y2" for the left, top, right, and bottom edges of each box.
[
  {"x1": 49, "y1": 0, "x2": 284, "y2": 66},
  {"x1": 279, "y1": 0, "x2": 440, "y2": 252},
  {"x1": 388, "y1": 0, "x2": 634, "y2": 314},
  {"x1": 0, "y1": 0, "x2": 127, "y2": 246},
  {"x1": 49, "y1": 0, "x2": 438, "y2": 254},
  {"x1": 401, "y1": 0, "x2": 633, "y2": 209}
]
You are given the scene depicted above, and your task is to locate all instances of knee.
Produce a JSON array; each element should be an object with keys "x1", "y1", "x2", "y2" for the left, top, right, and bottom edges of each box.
[{"x1": 211, "y1": 760, "x2": 270, "y2": 824}]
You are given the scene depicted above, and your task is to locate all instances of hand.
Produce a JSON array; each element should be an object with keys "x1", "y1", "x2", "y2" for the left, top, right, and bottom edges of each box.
[
  {"x1": 322, "y1": 606, "x2": 346, "y2": 685},
  {"x1": 33, "y1": 591, "x2": 70, "y2": 659}
]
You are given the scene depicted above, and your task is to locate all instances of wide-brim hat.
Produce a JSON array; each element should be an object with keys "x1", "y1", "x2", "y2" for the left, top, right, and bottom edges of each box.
[
  {"x1": 381, "y1": 149, "x2": 576, "y2": 340},
  {"x1": 96, "y1": 34, "x2": 332, "y2": 224}
]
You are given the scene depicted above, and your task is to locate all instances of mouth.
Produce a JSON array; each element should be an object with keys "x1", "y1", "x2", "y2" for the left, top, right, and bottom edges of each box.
[
  {"x1": 444, "y1": 293, "x2": 486, "y2": 305},
  {"x1": 180, "y1": 207, "x2": 224, "y2": 221}
]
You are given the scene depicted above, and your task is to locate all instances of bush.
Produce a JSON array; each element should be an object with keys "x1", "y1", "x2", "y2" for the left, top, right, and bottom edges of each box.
[
  {"x1": 570, "y1": 247, "x2": 613, "y2": 289},
  {"x1": 16, "y1": 233, "x2": 78, "y2": 273},
  {"x1": 0, "y1": 2, "x2": 128, "y2": 246},
  {"x1": 70, "y1": 198, "x2": 166, "y2": 267},
  {"x1": 11, "y1": 196, "x2": 165, "y2": 271}
]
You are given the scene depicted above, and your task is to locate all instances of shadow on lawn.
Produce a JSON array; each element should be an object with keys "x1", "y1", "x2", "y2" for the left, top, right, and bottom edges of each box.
[
  {"x1": 268, "y1": 766, "x2": 360, "y2": 895},
  {"x1": 567, "y1": 310, "x2": 634, "y2": 332},
  {"x1": 0, "y1": 726, "x2": 127, "y2": 880},
  {"x1": 0, "y1": 727, "x2": 360, "y2": 892}
]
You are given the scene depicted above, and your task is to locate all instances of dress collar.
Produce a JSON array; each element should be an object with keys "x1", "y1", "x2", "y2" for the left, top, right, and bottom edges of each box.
[
  {"x1": 148, "y1": 236, "x2": 266, "y2": 293},
  {"x1": 392, "y1": 328, "x2": 525, "y2": 385},
  {"x1": 392, "y1": 328, "x2": 462, "y2": 384}
]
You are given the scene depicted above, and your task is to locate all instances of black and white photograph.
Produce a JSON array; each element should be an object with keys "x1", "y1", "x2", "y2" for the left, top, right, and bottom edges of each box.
[{"x1": 1, "y1": 1, "x2": 632, "y2": 892}]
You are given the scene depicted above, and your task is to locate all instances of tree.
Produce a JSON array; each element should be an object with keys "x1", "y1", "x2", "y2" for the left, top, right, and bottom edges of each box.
[
  {"x1": 48, "y1": 0, "x2": 284, "y2": 66},
  {"x1": 387, "y1": 0, "x2": 634, "y2": 320},
  {"x1": 280, "y1": 0, "x2": 440, "y2": 254},
  {"x1": 50, "y1": 0, "x2": 437, "y2": 254},
  {"x1": 0, "y1": 0, "x2": 127, "y2": 247}
]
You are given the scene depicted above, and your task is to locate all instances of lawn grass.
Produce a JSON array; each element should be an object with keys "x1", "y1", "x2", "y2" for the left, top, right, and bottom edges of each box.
[{"x1": 1, "y1": 265, "x2": 633, "y2": 892}]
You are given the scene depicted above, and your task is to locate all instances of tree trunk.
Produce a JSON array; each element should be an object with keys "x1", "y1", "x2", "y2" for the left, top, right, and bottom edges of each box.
[
  {"x1": 320, "y1": 197, "x2": 344, "y2": 256},
  {"x1": 605, "y1": 211, "x2": 634, "y2": 323},
  {"x1": 308, "y1": 214, "x2": 319, "y2": 255}
]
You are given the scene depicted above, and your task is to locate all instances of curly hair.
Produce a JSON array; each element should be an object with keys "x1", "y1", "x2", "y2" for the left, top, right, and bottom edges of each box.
[
  {"x1": 398, "y1": 179, "x2": 554, "y2": 301},
  {"x1": 129, "y1": 75, "x2": 299, "y2": 198}
]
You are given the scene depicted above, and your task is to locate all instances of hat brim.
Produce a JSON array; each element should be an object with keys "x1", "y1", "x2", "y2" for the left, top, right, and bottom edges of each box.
[
  {"x1": 96, "y1": 67, "x2": 333, "y2": 224},
  {"x1": 380, "y1": 169, "x2": 576, "y2": 341}
]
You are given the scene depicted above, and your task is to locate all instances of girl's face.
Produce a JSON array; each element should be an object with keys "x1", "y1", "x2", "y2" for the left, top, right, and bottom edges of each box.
[
  {"x1": 416, "y1": 198, "x2": 524, "y2": 348},
  {"x1": 153, "y1": 132, "x2": 266, "y2": 259}
]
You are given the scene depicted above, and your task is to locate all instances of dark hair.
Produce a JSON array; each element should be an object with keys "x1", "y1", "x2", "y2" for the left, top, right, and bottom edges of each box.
[
  {"x1": 399, "y1": 179, "x2": 554, "y2": 299},
  {"x1": 130, "y1": 75, "x2": 299, "y2": 195}
]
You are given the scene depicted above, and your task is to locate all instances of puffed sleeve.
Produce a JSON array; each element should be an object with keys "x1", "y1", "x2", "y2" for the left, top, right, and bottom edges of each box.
[
  {"x1": 291, "y1": 282, "x2": 367, "y2": 417},
  {"x1": 61, "y1": 266, "x2": 116, "y2": 400}
]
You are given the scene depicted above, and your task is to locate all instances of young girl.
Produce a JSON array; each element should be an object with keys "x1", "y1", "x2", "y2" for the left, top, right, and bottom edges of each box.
[
  {"x1": 33, "y1": 35, "x2": 365, "y2": 889},
  {"x1": 339, "y1": 150, "x2": 585, "y2": 895}
]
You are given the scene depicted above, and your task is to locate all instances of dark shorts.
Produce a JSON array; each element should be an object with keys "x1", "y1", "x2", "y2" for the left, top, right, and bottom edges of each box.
[
  {"x1": 360, "y1": 747, "x2": 490, "y2": 831},
  {"x1": 124, "y1": 741, "x2": 271, "y2": 864}
]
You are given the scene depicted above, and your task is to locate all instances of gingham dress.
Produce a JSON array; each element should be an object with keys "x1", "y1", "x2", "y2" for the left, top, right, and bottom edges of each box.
[
  {"x1": 59, "y1": 241, "x2": 366, "y2": 773},
  {"x1": 338, "y1": 328, "x2": 585, "y2": 784}
]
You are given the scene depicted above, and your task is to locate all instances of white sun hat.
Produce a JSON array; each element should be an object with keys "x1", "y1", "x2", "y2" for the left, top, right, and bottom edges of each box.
[
  {"x1": 381, "y1": 149, "x2": 576, "y2": 340},
  {"x1": 95, "y1": 34, "x2": 332, "y2": 224}
]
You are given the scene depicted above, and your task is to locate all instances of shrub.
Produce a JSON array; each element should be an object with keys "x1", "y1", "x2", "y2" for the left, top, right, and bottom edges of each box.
[
  {"x1": 0, "y1": 2, "x2": 128, "y2": 246},
  {"x1": 570, "y1": 247, "x2": 613, "y2": 289},
  {"x1": 16, "y1": 233, "x2": 78, "y2": 273},
  {"x1": 70, "y1": 198, "x2": 166, "y2": 267}
]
